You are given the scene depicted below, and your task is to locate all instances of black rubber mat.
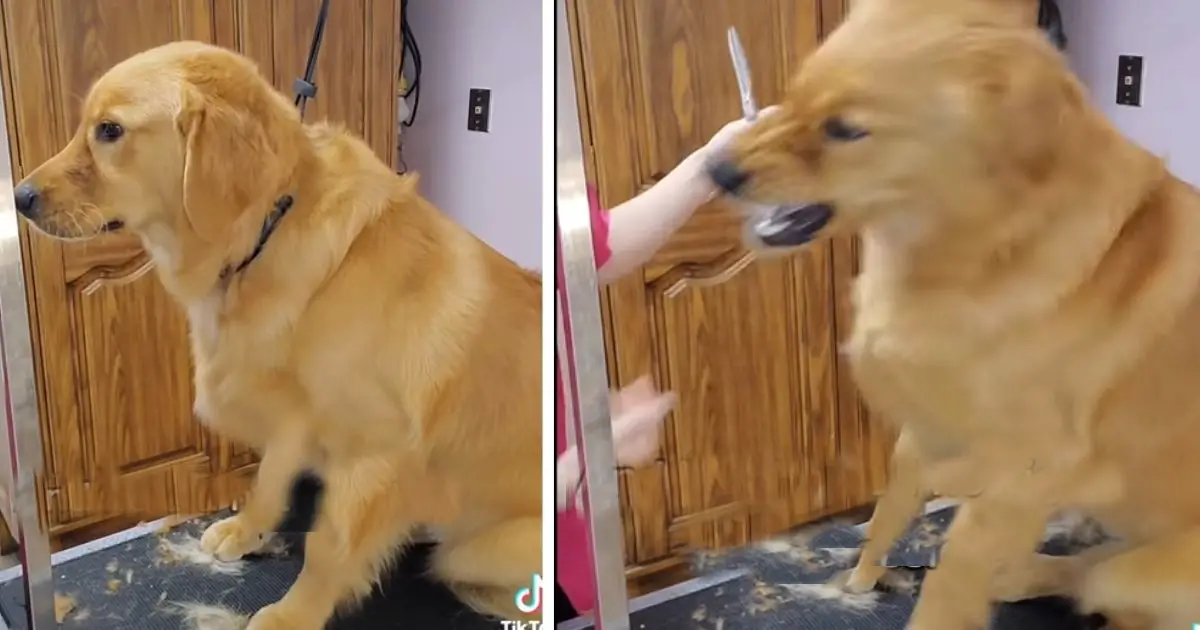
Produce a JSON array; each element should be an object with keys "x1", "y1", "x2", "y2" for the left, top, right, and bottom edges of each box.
[
  {"x1": 0, "y1": 514, "x2": 506, "y2": 629},
  {"x1": 610, "y1": 573, "x2": 1089, "y2": 630},
  {"x1": 575, "y1": 507, "x2": 1106, "y2": 629}
]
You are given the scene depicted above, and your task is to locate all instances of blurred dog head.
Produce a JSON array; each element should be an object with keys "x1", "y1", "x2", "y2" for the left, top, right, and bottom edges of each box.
[{"x1": 710, "y1": 0, "x2": 1085, "y2": 253}]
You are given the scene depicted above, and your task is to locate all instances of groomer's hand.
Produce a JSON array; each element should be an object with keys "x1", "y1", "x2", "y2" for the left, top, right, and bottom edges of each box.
[
  {"x1": 555, "y1": 376, "x2": 677, "y2": 513},
  {"x1": 610, "y1": 375, "x2": 677, "y2": 468},
  {"x1": 697, "y1": 105, "x2": 782, "y2": 163},
  {"x1": 673, "y1": 105, "x2": 781, "y2": 199}
]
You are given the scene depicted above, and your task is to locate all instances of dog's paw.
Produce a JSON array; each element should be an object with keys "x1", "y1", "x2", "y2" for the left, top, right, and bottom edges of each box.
[
  {"x1": 245, "y1": 603, "x2": 321, "y2": 630},
  {"x1": 842, "y1": 565, "x2": 884, "y2": 594},
  {"x1": 200, "y1": 515, "x2": 266, "y2": 562}
]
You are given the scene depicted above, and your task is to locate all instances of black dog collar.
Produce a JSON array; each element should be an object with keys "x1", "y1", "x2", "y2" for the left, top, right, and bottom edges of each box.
[{"x1": 220, "y1": 194, "x2": 294, "y2": 282}]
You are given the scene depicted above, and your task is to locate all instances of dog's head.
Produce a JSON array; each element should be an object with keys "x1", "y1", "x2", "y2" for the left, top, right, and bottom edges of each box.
[
  {"x1": 14, "y1": 41, "x2": 302, "y2": 246},
  {"x1": 711, "y1": 0, "x2": 1086, "y2": 253}
]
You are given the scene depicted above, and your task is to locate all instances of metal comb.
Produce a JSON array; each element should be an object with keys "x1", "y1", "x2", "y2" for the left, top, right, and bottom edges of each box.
[
  {"x1": 726, "y1": 26, "x2": 794, "y2": 245},
  {"x1": 727, "y1": 27, "x2": 758, "y2": 121}
]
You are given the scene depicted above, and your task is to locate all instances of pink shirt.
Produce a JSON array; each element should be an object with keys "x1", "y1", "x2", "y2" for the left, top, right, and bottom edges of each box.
[{"x1": 555, "y1": 187, "x2": 610, "y2": 614}]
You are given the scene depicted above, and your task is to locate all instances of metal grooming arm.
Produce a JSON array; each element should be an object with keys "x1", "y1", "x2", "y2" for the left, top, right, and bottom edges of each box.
[
  {"x1": 555, "y1": 0, "x2": 631, "y2": 627},
  {"x1": 0, "y1": 56, "x2": 57, "y2": 630}
]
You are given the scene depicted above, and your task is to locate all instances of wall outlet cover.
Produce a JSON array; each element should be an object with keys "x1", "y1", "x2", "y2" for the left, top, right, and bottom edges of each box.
[
  {"x1": 468, "y1": 88, "x2": 491, "y2": 132},
  {"x1": 1116, "y1": 55, "x2": 1143, "y2": 107}
]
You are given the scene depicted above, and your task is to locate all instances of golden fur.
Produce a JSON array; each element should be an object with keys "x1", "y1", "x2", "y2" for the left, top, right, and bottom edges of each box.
[
  {"x1": 16, "y1": 41, "x2": 541, "y2": 628},
  {"x1": 720, "y1": 1, "x2": 1200, "y2": 628}
]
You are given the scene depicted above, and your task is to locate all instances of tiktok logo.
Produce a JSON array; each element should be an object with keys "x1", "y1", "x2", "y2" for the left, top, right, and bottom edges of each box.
[{"x1": 513, "y1": 573, "x2": 543, "y2": 614}]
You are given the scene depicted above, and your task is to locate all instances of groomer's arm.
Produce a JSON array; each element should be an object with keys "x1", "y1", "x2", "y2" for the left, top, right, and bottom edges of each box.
[{"x1": 598, "y1": 152, "x2": 716, "y2": 283}]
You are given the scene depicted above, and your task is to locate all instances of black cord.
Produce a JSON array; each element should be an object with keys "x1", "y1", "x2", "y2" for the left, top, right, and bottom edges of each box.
[
  {"x1": 399, "y1": 0, "x2": 422, "y2": 128},
  {"x1": 1038, "y1": 0, "x2": 1067, "y2": 51},
  {"x1": 294, "y1": 0, "x2": 332, "y2": 116}
]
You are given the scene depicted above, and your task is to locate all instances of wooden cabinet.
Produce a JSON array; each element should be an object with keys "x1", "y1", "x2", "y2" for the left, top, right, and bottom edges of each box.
[
  {"x1": 0, "y1": 0, "x2": 400, "y2": 544},
  {"x1": 566, "y1": 0, "x2": 895, "y2": 585}
]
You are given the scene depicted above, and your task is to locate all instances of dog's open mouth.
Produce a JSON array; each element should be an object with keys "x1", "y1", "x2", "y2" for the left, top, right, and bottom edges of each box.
[
  {"x1": 101, "y1": 220, "x2": 125, "y2": 233},
  {"x1": 750, "y1": 203, "x2": 834, "y2": 247}
]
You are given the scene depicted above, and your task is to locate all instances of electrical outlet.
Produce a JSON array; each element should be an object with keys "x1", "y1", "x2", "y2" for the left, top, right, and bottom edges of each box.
[
  {"x1": 1116, "y1": 55, "x2": 1143, "y2": 107},
  {"x1": 468, "y1": 88, "x2": 491, "y2": 132}
]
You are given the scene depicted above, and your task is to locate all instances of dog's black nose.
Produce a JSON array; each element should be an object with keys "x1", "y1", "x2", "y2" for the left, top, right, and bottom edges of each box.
[
  {"x1": 707, "y1": 161, "x2": 750, "y2": 195},
  {"x1": 13, "y1": 182, "x2": 40, "y2": 218}
]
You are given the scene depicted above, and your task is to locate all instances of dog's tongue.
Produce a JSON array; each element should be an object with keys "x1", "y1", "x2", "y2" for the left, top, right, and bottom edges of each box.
[{"x1": 754, "y1": 204, "x2": 834, "y2": 247}]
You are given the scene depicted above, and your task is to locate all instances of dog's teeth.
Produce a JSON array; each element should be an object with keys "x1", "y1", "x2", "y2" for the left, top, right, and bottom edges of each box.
[{"x1": 757, "y1": 218, "x2": 786, "y2": 236}]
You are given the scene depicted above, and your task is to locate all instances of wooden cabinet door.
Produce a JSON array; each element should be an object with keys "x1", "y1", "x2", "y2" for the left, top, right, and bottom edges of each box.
[
  {"x1": 238, "y1": 0, "x2": 401, "y2": 169},
  {"x1": 568, "y1": 0, "x2": 894, "y2": 577},
  {"x1": 1, "y1": 0, "x2": 253, "y2": 534}
]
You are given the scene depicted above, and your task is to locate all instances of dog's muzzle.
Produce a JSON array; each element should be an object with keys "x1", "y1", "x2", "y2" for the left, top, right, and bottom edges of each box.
[
  {"x1": 706, "y1": 160, "x2": 835, "y2": 247},
  {"x1": 752, "y1": 203, "x2": 835, "y2": 247},
  {"x1": 13, "y1": 182, "x2": 40, "y2": 219},
  {"x1": 708, "y1": 160, "x2": 751, "y2": 195}
]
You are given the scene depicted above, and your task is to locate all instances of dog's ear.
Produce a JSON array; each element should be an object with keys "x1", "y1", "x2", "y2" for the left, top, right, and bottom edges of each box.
[
  {"x1": 966, "y1": 35, "x2": 1081, "y2": 176},
  {"x1": 177, "y1": 86, "x2": 288, "y2": 242}
]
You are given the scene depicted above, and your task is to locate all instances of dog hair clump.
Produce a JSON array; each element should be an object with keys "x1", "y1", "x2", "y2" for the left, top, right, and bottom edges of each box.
[
  {"x1": 780, "y1": 583, "x2": 881, "y2": 612},
  {"x1": 164, "y1": 602, "x2": 250, "y2": 630},
  {"x1": 755, "y1": 519, "x2": 860, "y2": 572},
  {"x1": 53, "y1": 593, "x2": 76, "y2": 623},
  {"x1": 746, "y1": 580, "x2": 786, "y2": 615}
]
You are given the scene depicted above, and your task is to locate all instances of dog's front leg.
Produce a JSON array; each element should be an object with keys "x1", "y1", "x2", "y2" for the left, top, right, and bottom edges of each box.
[
  {"x1": 245, "y1": 459, "x2": 417, "y2": 630},
  {"x1": 201, "y1": 429, "x2": 313, "y2": 561},
  {"x1": 906, "y1": 498, "x2": 1050, "y2": 630},
  {"x1": 844, "y1": 428, "x2": 929, "y2": 592}
]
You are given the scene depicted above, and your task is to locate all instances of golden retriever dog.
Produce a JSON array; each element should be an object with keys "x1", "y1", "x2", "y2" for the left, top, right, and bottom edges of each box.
[
  {"x1": 708, "y1": 0, "x2": 1200, "y2": 628},
  {"x1": 13, "y1": 41, "x2": 541, "y2": 629}
]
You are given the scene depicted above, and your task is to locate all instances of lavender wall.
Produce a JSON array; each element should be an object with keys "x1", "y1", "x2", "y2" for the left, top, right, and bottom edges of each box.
[
  {"x1": 401, "y1": 1, "x2": 542, "y2": 269},
  {"x1": 1060, "y1": 0, "x2": 1200, "y2": 184}
]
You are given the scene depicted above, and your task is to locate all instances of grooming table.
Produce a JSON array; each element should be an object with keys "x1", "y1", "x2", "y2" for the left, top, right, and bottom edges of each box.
[
  {"x1": 558, "y1": 507, "x2": 1104, "y2": 630},
  {"x1": 0, "y1": 513, "x2": 505, "y2": 629}
]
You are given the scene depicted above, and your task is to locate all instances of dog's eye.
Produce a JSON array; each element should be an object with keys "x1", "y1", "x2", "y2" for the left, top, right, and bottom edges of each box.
[
  {"x1": 95, "y1": 121, "x2": 124, "y2": 143},
  {"x1": 822, "y1": 117, "x2": 869, "y2": 142}
]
